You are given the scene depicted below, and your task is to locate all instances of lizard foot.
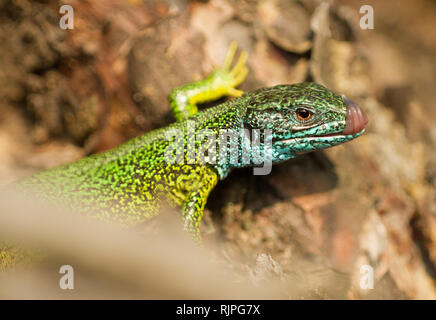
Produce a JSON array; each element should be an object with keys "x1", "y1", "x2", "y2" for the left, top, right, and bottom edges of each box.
[{"x1": 208, "y1": 41, "x2": 248, "y2": 97}]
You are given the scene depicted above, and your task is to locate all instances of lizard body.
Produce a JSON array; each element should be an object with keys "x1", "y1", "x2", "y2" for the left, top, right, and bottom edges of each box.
[{"x1": 2, "y1": 43, "x2": 367, "y2": 268}]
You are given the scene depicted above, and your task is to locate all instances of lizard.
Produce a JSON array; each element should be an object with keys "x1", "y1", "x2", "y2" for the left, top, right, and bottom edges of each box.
[{"x1": 1, "y1": 43, "x2": 368, "y2": 268}]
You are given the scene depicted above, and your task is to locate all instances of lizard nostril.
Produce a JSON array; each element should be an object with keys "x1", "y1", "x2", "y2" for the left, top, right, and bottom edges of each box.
[{"x1": 342, "y1": 97, "x2": 368, "y2": 135}]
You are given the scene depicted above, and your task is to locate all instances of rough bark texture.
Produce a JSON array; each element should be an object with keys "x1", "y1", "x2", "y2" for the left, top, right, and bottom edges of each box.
[{"x1": 1, "y1": 0, "x2": 435, "y2": 299}]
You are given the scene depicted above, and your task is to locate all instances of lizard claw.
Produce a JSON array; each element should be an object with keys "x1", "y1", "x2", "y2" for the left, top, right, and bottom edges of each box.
[{"x1": 215, "y1": 41, "x2": 249, "y2": 97}]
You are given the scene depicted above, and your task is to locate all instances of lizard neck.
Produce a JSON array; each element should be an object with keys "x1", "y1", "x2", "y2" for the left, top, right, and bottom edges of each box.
[{"x1": 186, "y1": 96, "x2": 250, "y2": 180}]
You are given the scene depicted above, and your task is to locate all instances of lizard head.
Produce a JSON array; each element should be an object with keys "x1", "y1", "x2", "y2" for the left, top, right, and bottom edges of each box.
[{"x1": 243, "y1": 83, "x2": 368, "y2": 162}]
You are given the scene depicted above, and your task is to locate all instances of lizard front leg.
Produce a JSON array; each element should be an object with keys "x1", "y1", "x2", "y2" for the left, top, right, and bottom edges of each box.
[
  {"x1": 182, "y1": 191, "x2": 206, "y2": 242},
  {"x1": 174, "y1": 165, "x2": 219, "y2": 242},
  {"x1": 168, "y1": 42, "x2": 248, "y2": 121}
]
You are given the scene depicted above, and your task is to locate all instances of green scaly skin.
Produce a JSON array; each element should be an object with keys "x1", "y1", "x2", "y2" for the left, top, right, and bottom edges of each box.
[{"x1": 1, "y1": 43, "x2": 364, "y2": 269}]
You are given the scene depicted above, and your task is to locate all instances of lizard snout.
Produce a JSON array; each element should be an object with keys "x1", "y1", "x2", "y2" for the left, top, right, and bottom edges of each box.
[{"x1": 342, "y1": 97, "x2": 368, "y2": 135}]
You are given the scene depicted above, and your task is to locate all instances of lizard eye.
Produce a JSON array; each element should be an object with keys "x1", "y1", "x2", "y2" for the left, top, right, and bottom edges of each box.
[{"x1": 296, "y1": 108, "x2": 313, "y2": 121}]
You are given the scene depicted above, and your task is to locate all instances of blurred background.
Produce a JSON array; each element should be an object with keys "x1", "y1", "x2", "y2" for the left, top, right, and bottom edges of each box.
[{"x1": 0, "y1": 0, "x2": 435, "y2": 299}]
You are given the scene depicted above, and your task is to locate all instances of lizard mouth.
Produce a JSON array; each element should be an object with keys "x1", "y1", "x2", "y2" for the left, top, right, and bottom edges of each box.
[
  {"x1": 341, "y1": 97, "x2": 368, "y2": 135},
  {"x1": 311, "y1": 97, "x2": 368, "y2": 138}
]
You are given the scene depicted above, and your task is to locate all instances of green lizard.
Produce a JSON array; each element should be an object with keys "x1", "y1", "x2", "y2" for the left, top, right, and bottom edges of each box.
[{"x1": 1, "y1": 43, "x2": 367, "y2": 268}]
